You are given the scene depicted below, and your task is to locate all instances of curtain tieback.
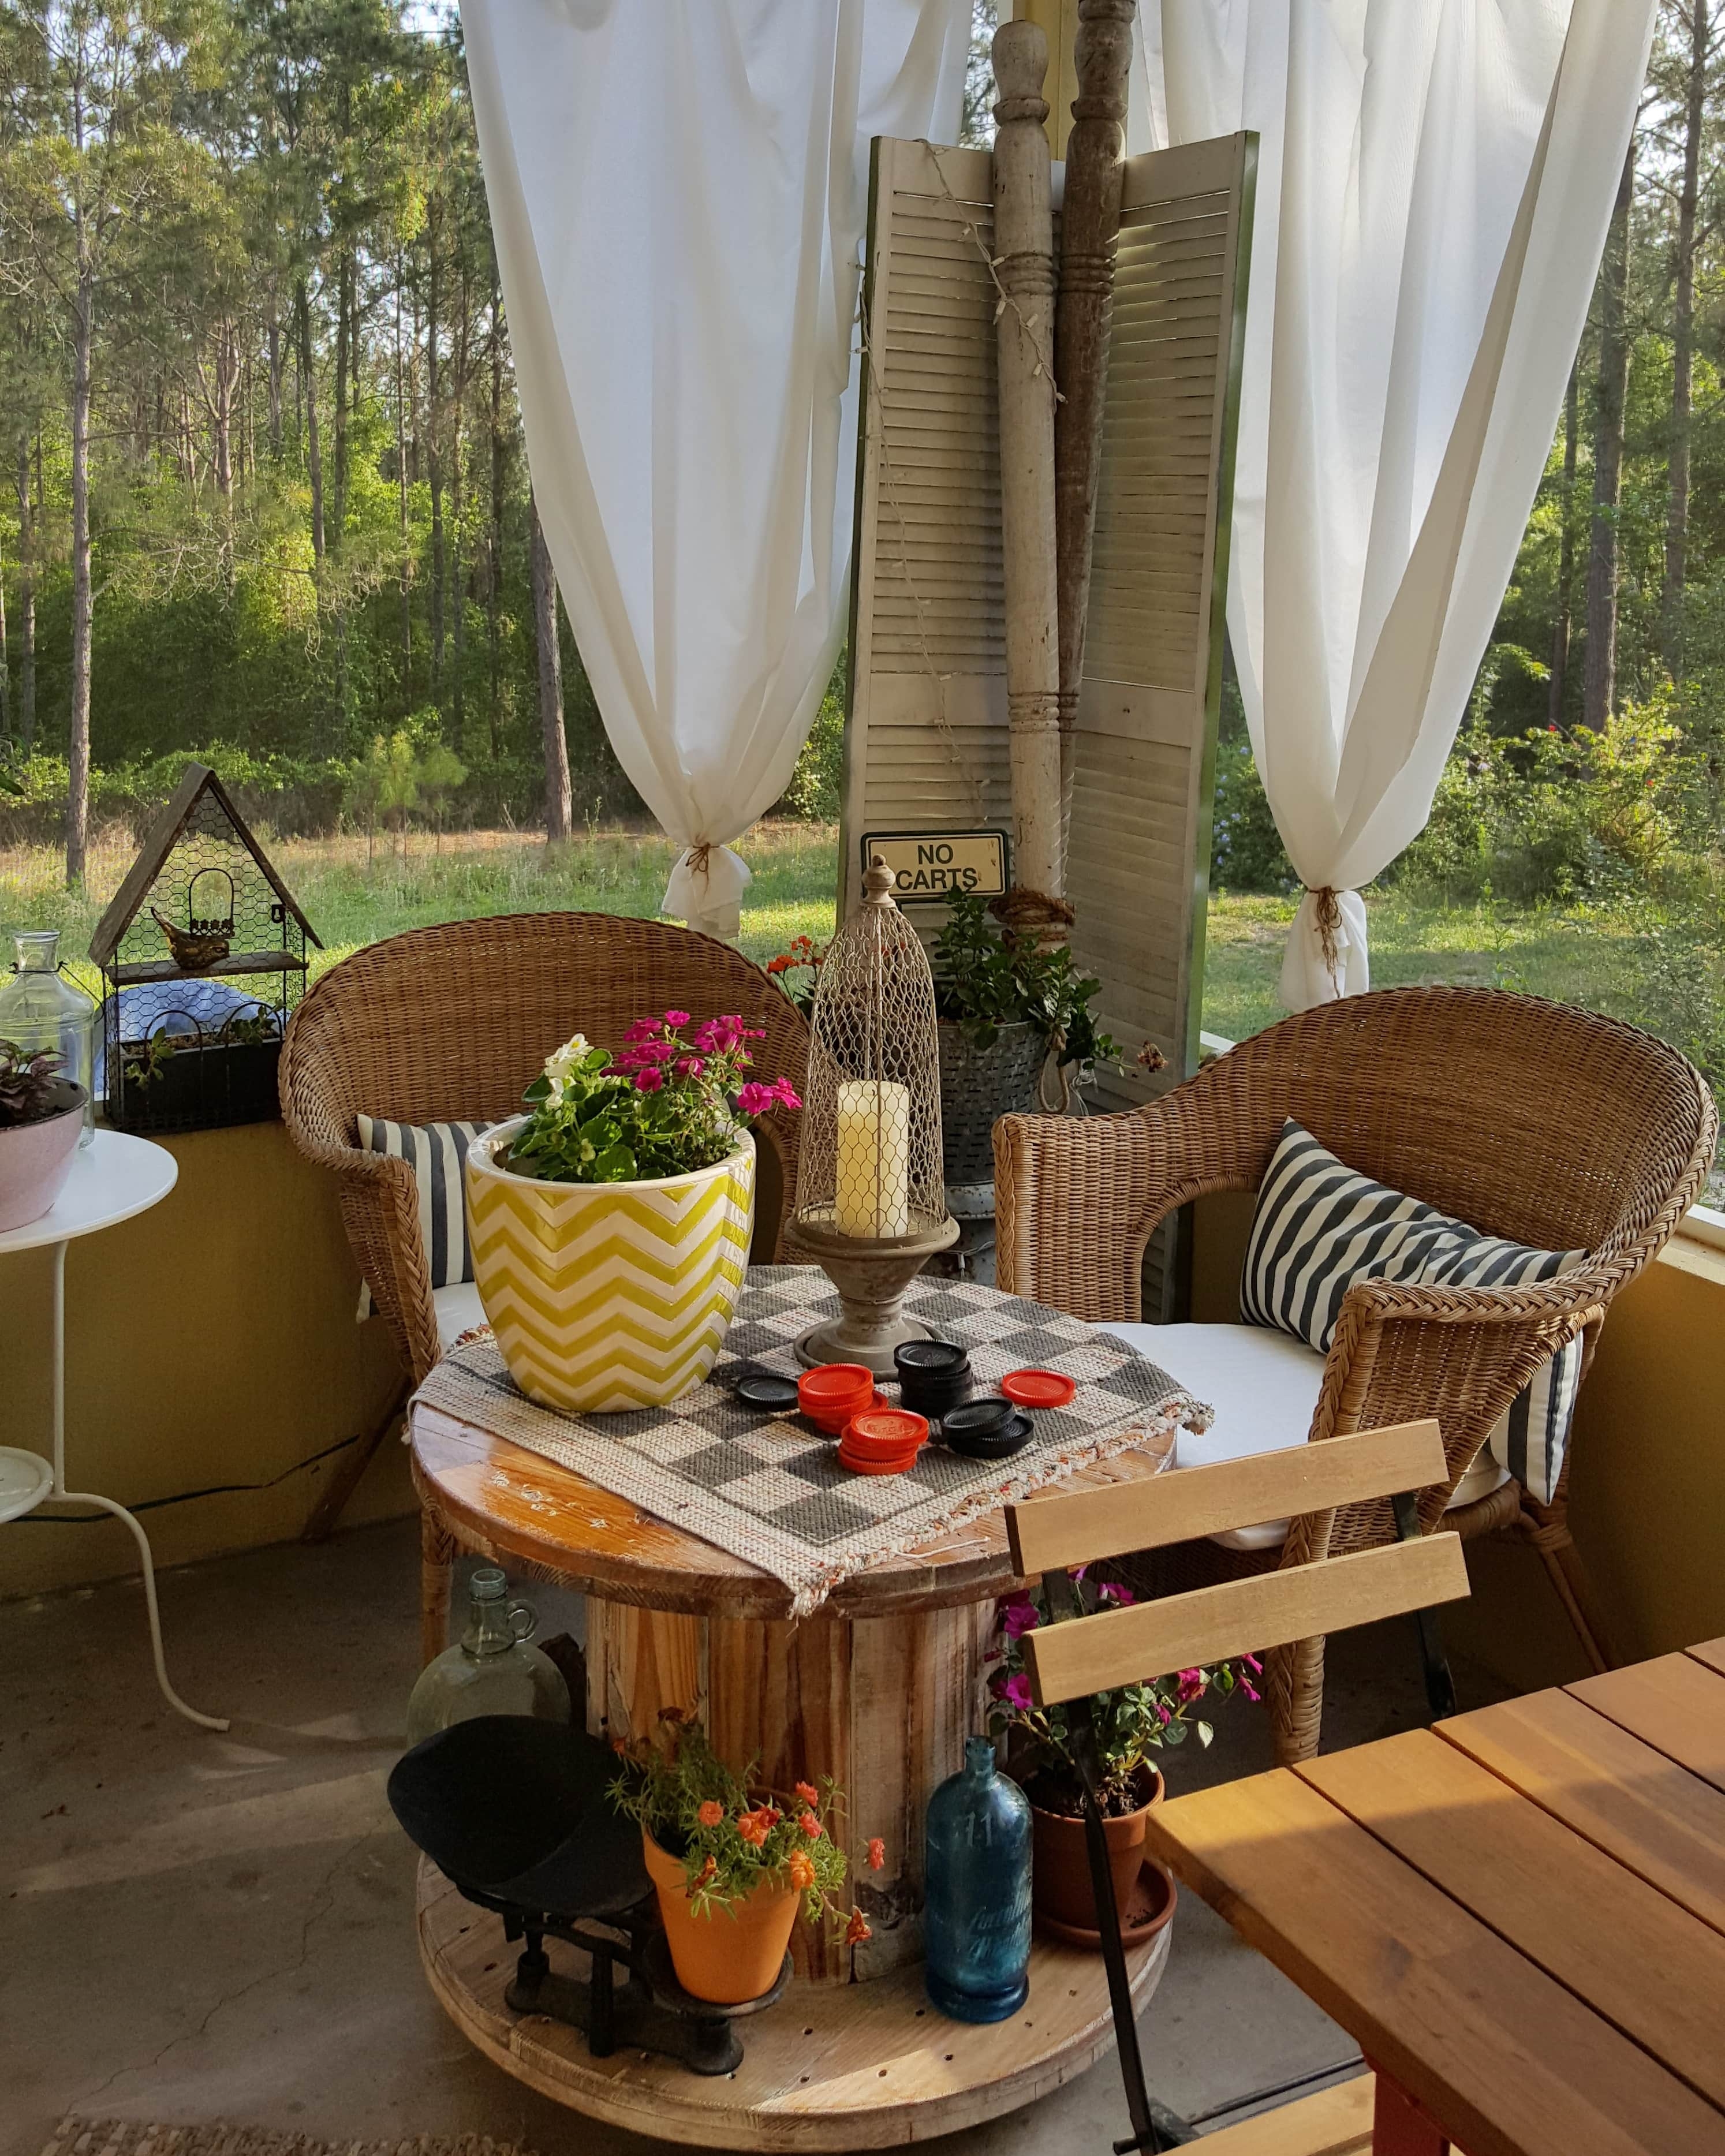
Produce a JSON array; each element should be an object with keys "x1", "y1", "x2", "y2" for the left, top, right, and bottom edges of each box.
[{"x1": 1309, "y1": 885, "x2": 1344, "y2": 982}]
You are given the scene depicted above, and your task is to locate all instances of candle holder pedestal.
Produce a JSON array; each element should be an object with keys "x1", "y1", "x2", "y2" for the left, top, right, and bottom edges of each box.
[{"x1": 787, "y1": 1211, "x2": 961, "y2": 1373}]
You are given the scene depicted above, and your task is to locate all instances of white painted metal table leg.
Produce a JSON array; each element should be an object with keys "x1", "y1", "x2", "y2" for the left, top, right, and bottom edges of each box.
[{"x1": 46, "y1": 1238, "x2": 229, "y2": 1732}]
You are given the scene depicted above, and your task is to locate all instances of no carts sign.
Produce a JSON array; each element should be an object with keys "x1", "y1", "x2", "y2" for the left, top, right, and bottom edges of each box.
[{"x1": 861, "y1": 830, "x2": 1010, "y2": 903}]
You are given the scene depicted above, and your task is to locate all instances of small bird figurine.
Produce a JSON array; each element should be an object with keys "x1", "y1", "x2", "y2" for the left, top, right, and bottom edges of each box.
[{"x1": 152, "y1": 905, "x2": 230, "y2": 973}]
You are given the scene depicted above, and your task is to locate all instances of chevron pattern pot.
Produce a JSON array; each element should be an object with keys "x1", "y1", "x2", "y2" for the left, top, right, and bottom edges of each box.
[{"x1": 466, "y1": 1119, "x2": 755, "y2": 1413}]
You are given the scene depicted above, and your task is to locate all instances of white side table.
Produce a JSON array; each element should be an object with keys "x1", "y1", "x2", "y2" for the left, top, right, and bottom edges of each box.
[{"x1": 0, "y1": 1129, "x2": 227, "y2": 1731}]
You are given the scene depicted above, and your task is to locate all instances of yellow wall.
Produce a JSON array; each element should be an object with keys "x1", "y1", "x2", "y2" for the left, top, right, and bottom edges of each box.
[
  {"x1": 1189, "y1": 1191, "x2": 1725, "y2": 1688},
  {"x1": 1000, "y1": 0, "x2": 1080, "y2": 155},
  {"x1": 0, "y1": 1120, "x2": 412, "y2": 1599}
]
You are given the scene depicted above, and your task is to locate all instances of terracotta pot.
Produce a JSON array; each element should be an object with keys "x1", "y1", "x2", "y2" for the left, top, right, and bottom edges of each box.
[
  {"x1": 0, "y1": 1082, "x2": 87, "y2": 1233},
  {"x1": 641, "y1": 1829, "x2": 800, "y2": 2005},
  {"x1": 1026, "y1": 1768, "x2": 1164, "y2": 1932}
]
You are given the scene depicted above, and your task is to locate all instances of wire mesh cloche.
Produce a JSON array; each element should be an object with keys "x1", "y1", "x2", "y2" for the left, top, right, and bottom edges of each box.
[
  {"x1": 790, "y1": 853, "x2": 957, "y2": 1370},
  {"x1": 87, "y1": 763, "x2": 322, "y2": 1134}
]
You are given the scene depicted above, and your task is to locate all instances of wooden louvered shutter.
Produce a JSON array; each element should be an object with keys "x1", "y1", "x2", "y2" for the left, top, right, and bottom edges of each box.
[{"x1": 843, "y1": 131, "x2": 1253, "y2": 1086}]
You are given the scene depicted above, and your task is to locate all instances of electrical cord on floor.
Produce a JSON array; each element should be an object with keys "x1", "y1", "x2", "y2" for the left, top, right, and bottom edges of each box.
[{"x1": 12, "y1": 1430, "x2": 361, "y2": 1522}]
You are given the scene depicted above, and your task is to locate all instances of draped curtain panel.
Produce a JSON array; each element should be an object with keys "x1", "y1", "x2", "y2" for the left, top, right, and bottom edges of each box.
[
  {"x1": 1134, "y1": 0, "x2": 1657, "y2": 1007},
  {"x1": 461, "y1": 0, "x2": 970, "y2": 937}
]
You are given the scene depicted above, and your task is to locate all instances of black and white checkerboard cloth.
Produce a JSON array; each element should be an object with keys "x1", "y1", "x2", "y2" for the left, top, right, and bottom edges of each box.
[{"x1": 415, "y1": 1268, "x2": 1209, "y2": 1616}]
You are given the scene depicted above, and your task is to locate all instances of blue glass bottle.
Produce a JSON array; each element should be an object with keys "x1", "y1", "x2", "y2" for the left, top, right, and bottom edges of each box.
[{"x1": 923, "y1": 1735, "x2": 1032, "y2": 2022}]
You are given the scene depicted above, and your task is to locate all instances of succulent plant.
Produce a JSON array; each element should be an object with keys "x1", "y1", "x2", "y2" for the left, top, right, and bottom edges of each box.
[{"x1": 0, "y1": 1039, "x2": 69, "y2": 1129}]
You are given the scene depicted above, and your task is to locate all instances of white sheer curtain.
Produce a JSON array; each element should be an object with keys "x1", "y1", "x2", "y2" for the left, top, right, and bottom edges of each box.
[
  {"x1": 1135, "y1": 0, "x2": 1657, "y2": 1006},
  {"x1": 461, "y1": 0, "x2": 969, "y2": 937}
]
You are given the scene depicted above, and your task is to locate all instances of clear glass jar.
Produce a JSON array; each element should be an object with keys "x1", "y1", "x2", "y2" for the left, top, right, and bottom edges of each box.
[
  {"x1": 0, "y1": 930, "x2": 98, "y2": 1145},
  {"x1": 923, "y1": 1735, "x2": 1032, "y2": 2022},
  {"x1": 405, "y1": 1565, "x2": 572, "y2": 1746}
]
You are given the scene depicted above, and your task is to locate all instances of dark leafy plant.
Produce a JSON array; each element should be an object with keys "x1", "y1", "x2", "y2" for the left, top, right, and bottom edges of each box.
[
  {"x1": 122, "y1": 1033, "x2": 178, "y2": 1089},
  {"x1": 223, "y1": 1006, "x2": 282, "y2": 1047},
  {"x1": 0, "y1": 1040, "x2": 69, "y2": 1128},
  {"x1": 931, "y1": 893, "x2": 1121, "y2": 1078}
]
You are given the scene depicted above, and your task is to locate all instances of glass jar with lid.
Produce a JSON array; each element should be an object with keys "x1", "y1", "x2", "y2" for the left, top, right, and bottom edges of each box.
[{"x1": 0, "y1": 930, "x2": 98, "y2": 1145}]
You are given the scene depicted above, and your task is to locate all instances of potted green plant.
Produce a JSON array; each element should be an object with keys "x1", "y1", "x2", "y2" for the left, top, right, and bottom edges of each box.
[
  {"x1": 466, "y1": 1011, "x2": 801, "y2": 1412},
  {"x1": 0, "y1": 1041, "x2": 87, "y2": 1232},
  {"x1": 930, "y1": 895, "x2": 1122, "y2": 1185},
  {"x1": 988, "y1": 1578, "x2": 1260, "y2": 1944},
  {"x1": 763, "y1": 933, "x2": 826, "y2": 1015},
  {"x1": 610, "y1": 1716, "x2": 882, "y2": 2004},
  {"x1": 118, "y1": 1003, "x2": 283, "y2": 1131}
]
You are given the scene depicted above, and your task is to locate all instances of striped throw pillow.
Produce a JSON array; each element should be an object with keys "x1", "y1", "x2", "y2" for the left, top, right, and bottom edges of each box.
[
  {"x1": 354, "y1": 1115, "x2": 490, "y2": 1318},
  {"x1": 1242, "y1": 1120, "x2": 1585, "y2": 1505}
]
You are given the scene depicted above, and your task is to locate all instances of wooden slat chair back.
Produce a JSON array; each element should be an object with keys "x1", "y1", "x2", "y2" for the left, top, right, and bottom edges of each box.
[{"x1": 1003, "y1": 1421, "x2": 1468, "y2": 2156}]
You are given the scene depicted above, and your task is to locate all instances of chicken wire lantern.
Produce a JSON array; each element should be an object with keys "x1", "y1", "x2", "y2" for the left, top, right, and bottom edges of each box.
[{"x1": 790, "y1": 854, "x2": 958, "y2": 1372}]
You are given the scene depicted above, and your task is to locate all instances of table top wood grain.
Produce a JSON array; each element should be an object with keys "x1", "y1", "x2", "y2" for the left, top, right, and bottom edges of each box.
[
  {"x1": 409, "y1": 1398, "x2": 1175, "y2": 1621},
  {"x1": 1142, "y1": 1639, "x2": 1725, "y2": 2156}
]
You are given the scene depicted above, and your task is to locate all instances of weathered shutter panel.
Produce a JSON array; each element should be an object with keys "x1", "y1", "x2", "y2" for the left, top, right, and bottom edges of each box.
[
  {"x1": 844, "y1": 130, "x2": 1253, "y2": 1093},
  {"x1": 840, "y1": 139, "x2": 1009, "y2": 919}
]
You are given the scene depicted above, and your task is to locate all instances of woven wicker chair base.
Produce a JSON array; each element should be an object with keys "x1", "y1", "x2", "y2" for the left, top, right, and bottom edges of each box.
[{"x1": 995, "y1": 986, "x2": 1718, "y2": 1763}]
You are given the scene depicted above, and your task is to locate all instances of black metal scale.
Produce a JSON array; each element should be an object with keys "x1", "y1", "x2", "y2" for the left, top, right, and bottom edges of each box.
[{"x1": 388, "y1": 1716, "x2": 790, "y2": 2077}]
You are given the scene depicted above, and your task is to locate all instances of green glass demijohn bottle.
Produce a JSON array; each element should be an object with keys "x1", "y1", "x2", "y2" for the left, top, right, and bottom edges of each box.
[
  {"x1": 923, "y1": 1735, "x2": 1032, "y2": 2022},
  {"x1": 405, "y1": 1565, "x2": 571, "y2": 1744}
]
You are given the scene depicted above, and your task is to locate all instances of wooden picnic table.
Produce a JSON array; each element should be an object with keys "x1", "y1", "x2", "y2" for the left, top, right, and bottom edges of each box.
[{"x1": 1143, "y1": 1639, "x2": 1725, "y2": 2156}]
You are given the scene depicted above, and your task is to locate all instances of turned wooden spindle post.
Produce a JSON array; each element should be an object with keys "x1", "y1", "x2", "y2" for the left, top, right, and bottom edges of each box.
[
  {"x1": 991, "y1": 21, "x2": 1065, "y2": 917},
  {"x1": 1055, "y1": 0, "x2": 1136, "y2": 797}
]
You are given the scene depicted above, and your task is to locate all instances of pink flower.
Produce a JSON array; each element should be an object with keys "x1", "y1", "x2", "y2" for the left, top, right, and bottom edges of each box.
[
  {"x1": 1099, "y1": 1580, "x2": 1136, "y2": 1606},
  {"x1": 737, "y1": 1081, "x2": 776, "y2": 1117},
  {"x1": 624, "y1": 1018, "x2": 660, "y2": 1043},
  {"x1": 771, "y1": 1076, "x2": 802, "y2": 1109},
  {"x1": 1000, "y1": 1592, "x2": 1039, "y2": 1639},
  {"x1": 1242, "y1": 1654, "x2": 1262, "y2": 1675},
  {"x1": 1176, "y1": 1668, "x2": 1205, "y2": 1704},
  {"x1": 1156, "y1": 1700, "x2": 1171, "y2": 1724},
  {"x1": 634, "y1": 1067, "x2": 664, "y2": 1092},
  {"x1": 1241, "y1": 1681, "x2": 1261, "y2": 1703},
  {"x1": 663, "y1": 1009, "x2": 690, "y2": 1027},
  {"x1": 675, "y1": 1056, "x2": 705, "y2": 1079},
  {"x1": 999, "y1": 1671, "x2": 1033, "y2": 1712}
]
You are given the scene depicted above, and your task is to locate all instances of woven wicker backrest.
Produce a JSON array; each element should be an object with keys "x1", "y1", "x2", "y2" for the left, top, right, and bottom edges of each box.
[
  {"x1": 1183, "y1": 987, "x2": 1715, "y2": 1273},
  {"x1": 281, "y1": 909, "x2": 810, "y2": 1215}
]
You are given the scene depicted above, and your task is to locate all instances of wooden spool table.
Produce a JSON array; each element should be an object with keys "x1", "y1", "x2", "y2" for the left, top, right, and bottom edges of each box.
[{"x1": 409, "y1": 1391, "x2": 1176, "y2": 2148}]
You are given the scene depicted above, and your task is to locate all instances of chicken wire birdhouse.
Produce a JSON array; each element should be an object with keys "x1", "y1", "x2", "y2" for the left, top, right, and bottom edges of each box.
[
  {"x1": 789, "y1": 854, "x2": 957, "y2": 1372},
  {"x1": 88, "y1": 763, "x2": 322, "y2": 1134}
]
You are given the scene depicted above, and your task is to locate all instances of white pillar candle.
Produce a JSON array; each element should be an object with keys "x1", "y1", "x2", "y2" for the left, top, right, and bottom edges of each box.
[{"x1": 834, "y1": 1079, "x2": 911, "y2": 1238}]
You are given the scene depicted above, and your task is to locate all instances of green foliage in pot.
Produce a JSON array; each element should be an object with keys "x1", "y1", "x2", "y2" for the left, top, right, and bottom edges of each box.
[
  {"x1": 932, "y1": 892, "x2": 1120, "y2": 1079},
  {"x1": 505, "y1": 1012, "x2": 801, "y2": 1186},
  {"x1": 0, "y1": 1040, "x2": 68, "y2": 1129}
]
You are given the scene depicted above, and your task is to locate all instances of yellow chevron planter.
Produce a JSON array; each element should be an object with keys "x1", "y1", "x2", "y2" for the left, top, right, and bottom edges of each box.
[{"x1": 466, "y1": 1119, "x2": 755, "y2": 1414}]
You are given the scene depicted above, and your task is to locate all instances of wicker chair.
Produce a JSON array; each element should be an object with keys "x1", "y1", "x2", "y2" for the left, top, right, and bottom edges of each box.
[
  {"x1": 993, "y1": 985, "x2": 1717, "y2": 1763},
  {"x1": 280, "y1": 911, "x2": 810, "y2": 1540}
]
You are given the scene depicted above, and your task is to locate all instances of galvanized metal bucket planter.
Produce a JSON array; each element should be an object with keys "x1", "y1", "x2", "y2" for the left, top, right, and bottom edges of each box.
[{"x1": 937, "y1": 1019, "x2": 1048, "y2": 1188}]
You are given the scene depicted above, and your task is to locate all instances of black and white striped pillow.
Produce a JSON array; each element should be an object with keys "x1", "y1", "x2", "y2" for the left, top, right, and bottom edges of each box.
[
  {"x1": 1242, "y1": 1121, "x2": 1585, "y2": 1505},
  {"x1": 354, "y1": 1115, "x2": 490, "y2": 1317}
]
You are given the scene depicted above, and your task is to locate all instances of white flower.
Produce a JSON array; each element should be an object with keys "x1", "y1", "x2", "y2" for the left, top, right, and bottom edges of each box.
[{"x1": 543, "y1": 1032, "x2": 591, "y2": 1104}]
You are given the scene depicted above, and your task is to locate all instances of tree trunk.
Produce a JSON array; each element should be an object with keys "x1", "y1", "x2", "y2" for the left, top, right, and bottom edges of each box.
[
  {"x1": 395, "y1": 252, "x2": 413, "y2": 693},
  {"x1": 267, "y1": 276, "x2": 282, "y2": 457},
  {"x1": 488, "y1": 260, "x2": 506, "y2": 758},
  {"x1": 0, "y1": 523, "x2": 10, "y2": 743},
  {"x1": 1662, "y1": 1, "x2": 1711, "y2": 673},
  {"x1": 428, "y1": 216, "x2": 446, "y2": 693},
  {"x1": 1549, "y1": 363, "x2": 1579, "y2": 730},
  {"x1": 16, "y1": 434, "x2": 35, "y2": 751},
  {"x1": 450, "y1": 251, "x2": 469, "y2": 742},
  {"x1": 531, "y1": 488, "x2": 572, "y2": 842},
  {"x1": 298, "y1": 279, "x2": 325, "y2": 565},
  {"x1": 1582, "y1": 141, "x2": 1635, "y2": 732},
  {"x1": 68, "y1": 252, "x2": 95, "y2": 887},
  {"x1": 333, "y1": 249, "x2": 351, "y2": 546}
]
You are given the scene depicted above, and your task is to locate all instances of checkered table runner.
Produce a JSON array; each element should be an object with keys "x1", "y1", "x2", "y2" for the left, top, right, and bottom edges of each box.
[{"x1": 415, "y1": 1268, "x2": 1211, "y2": 1616}]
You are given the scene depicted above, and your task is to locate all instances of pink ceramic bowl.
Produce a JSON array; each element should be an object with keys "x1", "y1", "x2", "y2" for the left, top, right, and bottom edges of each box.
[{"x1": 0, "y1": 1082, "x2": 86, "y2": 1233}]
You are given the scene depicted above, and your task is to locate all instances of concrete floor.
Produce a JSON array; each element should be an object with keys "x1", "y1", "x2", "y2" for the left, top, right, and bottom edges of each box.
[{"x1": 0, "y1": 1519, "x2": 1510, "y2": 2156}]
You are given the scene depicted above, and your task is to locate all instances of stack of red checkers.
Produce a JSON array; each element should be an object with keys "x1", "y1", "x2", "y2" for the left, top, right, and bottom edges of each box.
[
  {"x1": 798, "y1": 1363, "x2": 876, "y2": 1434},
  {"x1": 838, "y1": 1406, "x2": 929, "y2": 1475}
]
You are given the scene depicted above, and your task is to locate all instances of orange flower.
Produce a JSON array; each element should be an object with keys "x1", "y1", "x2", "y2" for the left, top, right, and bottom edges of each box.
[
  {"x1": 787, "y1": 1849, "x2": 816, "y2": 1891},
  {"x1": 697, "y1": 1800, "x2": 724, "y2": 1828},
  {"x1": 766, "y1": 955, "x2": 791, "y2": 974},
  {"x1": 794, "y1": 1780, "x2": 819, "y2": 1805},
  {"x1": 698, "y1": 1855, "x2": 717, "y2": 1884},
  {"x1": 845, "y1": 1908, "x2": 872, "y2": 1945},
  {"x1": 737, "y1": 1808, "x2": 773, "y2": 1849},
  {"x1": 800, "y1": 1810, "x2": 823, "y2": 1839},
  {"x1": 867, "y1": 1837, "x2": 886, "y2": 1873}
]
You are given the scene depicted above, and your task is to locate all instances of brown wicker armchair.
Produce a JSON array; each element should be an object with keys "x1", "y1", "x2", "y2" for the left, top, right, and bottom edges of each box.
[
  {"x1": 281, "y1": 911, "x2": 809, "y2": 1536},
  {"x1": 994, "y1": 985, "x2": 1717, "y2": 1763}
]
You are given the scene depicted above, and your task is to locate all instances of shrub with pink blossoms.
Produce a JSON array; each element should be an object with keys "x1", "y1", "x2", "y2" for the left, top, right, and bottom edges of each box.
[
  {"x1": 506, "y1": 1011, "x2": 801, "y2": 1186},
  {"x1": 987, "y1": 1574, "x2": 1260, "y2": 1814}
]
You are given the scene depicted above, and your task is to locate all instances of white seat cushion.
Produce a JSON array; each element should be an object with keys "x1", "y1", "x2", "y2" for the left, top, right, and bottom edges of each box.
[
  {"x1": 434, "y1": 1280, "x2": 487, "y2": 1351},
  {"x1": 1098, "y1": 1321, "x2": 1506, "y2": 1552}
]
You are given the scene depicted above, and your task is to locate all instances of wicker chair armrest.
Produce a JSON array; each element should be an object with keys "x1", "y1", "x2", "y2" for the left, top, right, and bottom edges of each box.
[{"x1": 994, "y1": 1100, "x2": 1264, "y2": 1322}]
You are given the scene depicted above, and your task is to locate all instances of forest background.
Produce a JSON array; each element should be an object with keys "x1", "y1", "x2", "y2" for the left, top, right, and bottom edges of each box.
[{"x1": 0, "y1": 1, "x2": 1720, "y2": 1167}]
